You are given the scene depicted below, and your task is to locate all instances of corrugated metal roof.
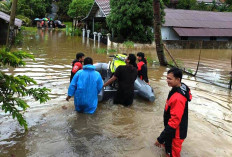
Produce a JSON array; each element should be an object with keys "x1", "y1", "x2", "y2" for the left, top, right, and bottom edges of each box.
[
  {"x1": 164, "y1": 9, "x2": 232, "y2": 29},
  {"x1": 0, "y1": 11, "x2": 22, "y2": 27},
  {"x1": 173, "y1": 27, "x2": 232, "y2": 37},
  {"x1": 83, "y1": 0, "x2": 110, "y2": 21},
  {"x1": 96, "y1": 0, "x2": 110, "y2": 16}
]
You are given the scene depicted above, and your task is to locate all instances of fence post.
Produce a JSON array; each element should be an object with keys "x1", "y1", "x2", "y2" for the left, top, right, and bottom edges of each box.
[
  {"x1": 87, "y1": 30, "x2": 90, "y2": 38},
  {"x1": 98, "y1": 33, "x2": 102, "y2": 43},
  {"x1": 93, "y1": 32, "x2": 97, "y2": 41},
  {"x1": 82, "y1": 29, "x2": 85, "y2": 37},
  {"x1": 107, "y1": 33, "x2": 111, "y2": 47}
]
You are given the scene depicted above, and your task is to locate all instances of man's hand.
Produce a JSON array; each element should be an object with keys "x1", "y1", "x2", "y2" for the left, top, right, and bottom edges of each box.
[
  {"x1": 154, "y1": 140, "x2": 162, "y2": 147},
  {"x1": 66, "y1": 96, "x2": 71, "y2": 101}
]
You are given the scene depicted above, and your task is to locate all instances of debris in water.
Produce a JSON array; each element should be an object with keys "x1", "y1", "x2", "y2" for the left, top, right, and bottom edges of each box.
[{"x1": 62, "y1": 106, "x2": 67, "y2": 110}]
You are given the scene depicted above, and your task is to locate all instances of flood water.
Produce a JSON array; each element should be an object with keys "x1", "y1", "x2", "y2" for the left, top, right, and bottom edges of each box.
[{"x1": 0, "y1": 29, "x2": 231, "y2": 157}]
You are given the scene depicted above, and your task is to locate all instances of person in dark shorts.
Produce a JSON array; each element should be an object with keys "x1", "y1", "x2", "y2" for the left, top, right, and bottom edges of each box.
[{"x1": 103, "y1": 54, "x2": 137, "y2": 106}]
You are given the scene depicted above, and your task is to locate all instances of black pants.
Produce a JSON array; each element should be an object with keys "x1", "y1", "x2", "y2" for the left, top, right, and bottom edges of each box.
[{"x1": 113, "y1": 90, "x2": 134, "y2": 106}]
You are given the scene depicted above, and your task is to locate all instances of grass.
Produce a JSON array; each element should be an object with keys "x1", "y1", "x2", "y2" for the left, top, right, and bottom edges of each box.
[
  {"x1": 123, "y1": 41, "x2": 134, "y2": 48},
  {"x1": 96, "y1": 48, "x2": 107, "y2": 54},
  {"x1": 24, "y1": 26, "x2": 37, "y2": 32}
]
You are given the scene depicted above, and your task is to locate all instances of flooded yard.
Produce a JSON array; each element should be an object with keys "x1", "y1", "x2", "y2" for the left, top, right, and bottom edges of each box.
[{"x1": 0, "y1": 29, "x2": 231, "y2": 157}]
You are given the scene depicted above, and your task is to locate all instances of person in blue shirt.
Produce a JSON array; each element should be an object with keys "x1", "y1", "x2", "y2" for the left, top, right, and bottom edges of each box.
[{"x1": 66, "y1": 57, "x2": 103, "y2": 114}]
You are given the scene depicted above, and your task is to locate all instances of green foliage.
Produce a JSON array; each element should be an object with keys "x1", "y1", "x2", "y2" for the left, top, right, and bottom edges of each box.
[
  {"x1": 0, "y1": 0, "x2": 11, "y2": 14},
  {"x1": 57, "y1": 0, "x2": 72, "y2": 21},
  {"x1": 107, "y1": 0, "x2": 154, "y2": 43},
  {"x1": 162, "y1": 0, "x2": 170, "y2": 6},
  {"x1": 168, "y1": 59, "x2": 183, "y2": 68},
  {"x1": 16, "y1": 15, "x2": 32, "y2": 26},
  {"x1": 146, "y1": 56, "x2": 155, "y2": 65},
  {"x1": 160, "y1": 0, "x2": 166, "y2": 24},
  {"x1": 0, "y1": 48, "x2": 50, "y2": 130},
  {"x1": 67, "y1": 0, "x2": 94, "y2": 19},
  {"x1": 226, "y1": 0, "x2": 232, "y2": 5},
  {"x1": 14, "y1": 27, "x2": 25, "y2": 45},
  {"x1": 176, "y1": 0, "x2": 232, "y2": 12},
  {"x1": 177, "y1": 0, "x2": 197, "y2": 10},
  {"x1": 96, "y1": 48, "x2": 107, "y2": 54},
  {"x1": 193, "y1": 2, "x2": 207, "y2": 11},
  {"x1": 17, "y1": 0, "x2": 52, "y2": 20},
  {"x1": 24, "y1": 26, "x2": 38, "y2": 32},
  {"x1": 108, "y1": 49, "x2": 117, "y2": 53},
  {"x1": 186, "y1": 68, "x2": 193, "y2": 74},
  {"x1": 64, "y1": 25, "x2": 82, "y2": 36},
  {"x1": 123, "y1": 41, "x2": 134, "y2": 48}
]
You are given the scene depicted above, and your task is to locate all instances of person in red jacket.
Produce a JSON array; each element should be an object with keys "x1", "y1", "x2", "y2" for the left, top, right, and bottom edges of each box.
[
  {"x1": 70, "y1": 52, "x2": 85, "y2": 82},
  {"x1": 137, "y1": 52, "x2": 149, "y2": 83},
  {"x1": 155, "y1": 67, "x2": 192, "y2": 157}
]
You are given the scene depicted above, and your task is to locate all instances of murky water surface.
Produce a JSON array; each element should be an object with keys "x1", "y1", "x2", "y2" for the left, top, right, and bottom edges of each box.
[{"x1": 0, "y1": 29, "x2": 231, "y2": 157}]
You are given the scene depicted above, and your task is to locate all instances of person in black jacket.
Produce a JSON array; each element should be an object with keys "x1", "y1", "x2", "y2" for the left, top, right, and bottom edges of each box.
[
  {"x1": 155, "y1": 67, "x2": 192, "y2": 157},
  {"x1": 137, "y1": 52, "x2": 149, "y2": 83}
]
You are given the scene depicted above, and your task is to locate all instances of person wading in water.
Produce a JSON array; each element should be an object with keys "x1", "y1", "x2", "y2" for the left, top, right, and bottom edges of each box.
[
  {"x1": 155, "y1": 67, "x2": 192, "y2": 157},
  {"x1": 70, "y1": 52, "x2": 85, "y2": 82},
  {"x1": 103, "y1": 54, "x2": 138, "y2": 106},
  {"x1": 137, "y1": 52, "x2": 149, "y2": 84}
]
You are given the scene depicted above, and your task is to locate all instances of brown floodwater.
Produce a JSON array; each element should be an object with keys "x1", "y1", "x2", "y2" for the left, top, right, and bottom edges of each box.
[{"x1": 0, "y1": 29, "x2": 231, "y2": 157}]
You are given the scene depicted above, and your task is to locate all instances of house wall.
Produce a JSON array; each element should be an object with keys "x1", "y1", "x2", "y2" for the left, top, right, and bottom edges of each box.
[
  {"x1": 161, "y1": 26, "x2": 180, "y2": 40},
  {"x1": 0, "y1": 19, "x2": 8, "y2": 44},
  {"x1": 164, "y1": 40, "x2": 232, "y2": 49},
  {"x1": 216, "y1": 37, "x2": 229, "y2": 41},
  {"x1": 188, "y1": 37, "x2": 210, "y2": 41}
]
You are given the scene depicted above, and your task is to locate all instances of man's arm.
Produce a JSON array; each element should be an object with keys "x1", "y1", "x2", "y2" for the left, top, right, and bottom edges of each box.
[
  {"x1": 103, "y1": 75, "x2": 117, "y2": 87},
  {"x1": 66, "y1": 72, "x2": 79, "y2": 101}
]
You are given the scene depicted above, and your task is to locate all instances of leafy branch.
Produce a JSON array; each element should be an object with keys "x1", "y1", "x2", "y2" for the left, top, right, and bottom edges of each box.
[{"x1": 0, "y1": 48, "x2": 50, "y2": 130}]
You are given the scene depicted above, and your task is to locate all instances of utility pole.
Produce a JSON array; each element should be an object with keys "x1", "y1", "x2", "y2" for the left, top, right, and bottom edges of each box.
[
  {"x1": 153, "y1": 0, "x2": 167, "y2": 66},
  {"x1": 6, "y1": 0, "x2": 18, "y2": 51}
]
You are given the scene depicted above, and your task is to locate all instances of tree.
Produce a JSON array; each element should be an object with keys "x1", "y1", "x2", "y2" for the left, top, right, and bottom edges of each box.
[
  {"x1": 107, "y1": 0, "x2": 154, "y2": 43},
  {"x1": 57, "y1": 0, "x2": 72, "y2": 21},
  {"x1": 6, "y1": 0, "x2": 18, "y2": 50},
  {"x1": 153, "y1": 0, "x2": 167, "y2": 66},
  {"x1": 67, "y1": 0, "x2": 93, "y2": 29},
  {"x1": 17, "y1": 0, "x2": 52, "y2": 20},
  {"x1": 176, "y1": 0, "x2": 197, "y2": 10},
  {"x1": 225, "y1": 0, "x2": 232, "y2": 6},
  {"x1": 0, "y1": 47, "x2": 50, "y2": 130}
]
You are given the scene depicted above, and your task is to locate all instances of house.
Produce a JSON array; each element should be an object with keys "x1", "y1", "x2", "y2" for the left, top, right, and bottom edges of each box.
[
  {"x1": 162, "y1": 9, "x2": 232, "y2": 41},
  {"x1": 82, "y1": 0, "x2": 110, "y2": 32},
  {"x1": 0, "y1": 11, "x2": 22, "y2": 44},
  {"x1": 83, "y1": 0, "x2": 232, "y2": 42}
]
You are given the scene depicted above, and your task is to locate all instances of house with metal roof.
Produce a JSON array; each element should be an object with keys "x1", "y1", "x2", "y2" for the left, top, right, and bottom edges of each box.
[
  {"x1": 0, "y1": 11, "x2": 22, "y2": 44},
  {"x1": 82, "y1": 0, "x2": 110, "y2": 32},
  {"x1": 83, "y1": 0, "x2": 232, "y2": 42},
  {"x1": 163, "y1": 9, "x2": 232, "y2": 41}
]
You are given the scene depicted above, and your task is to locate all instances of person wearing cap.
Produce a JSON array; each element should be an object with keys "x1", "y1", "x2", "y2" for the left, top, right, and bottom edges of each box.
[{"x1": 137, "y1": 52, "x2": 149, "y2": 84}]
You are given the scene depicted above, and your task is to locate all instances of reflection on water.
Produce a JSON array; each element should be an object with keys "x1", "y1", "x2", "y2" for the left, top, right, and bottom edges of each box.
[{"x1": 0, "y1": 29, "x2": 232, "y2": 157}]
